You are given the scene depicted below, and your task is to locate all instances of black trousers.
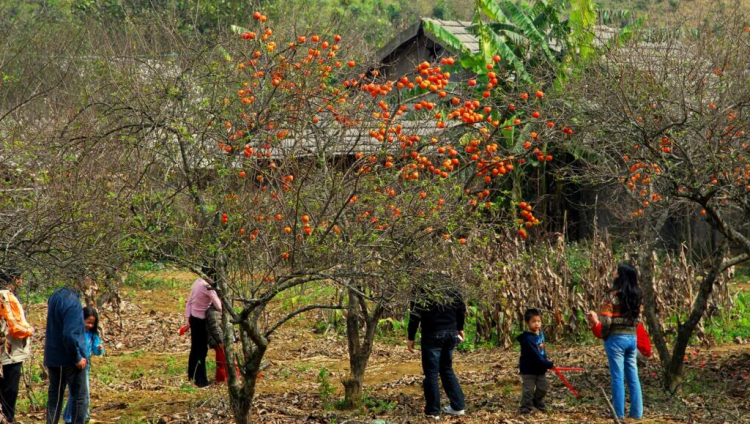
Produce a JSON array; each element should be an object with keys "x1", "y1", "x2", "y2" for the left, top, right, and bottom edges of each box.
[
  {"x1": 0, "y1": 362, "x2": 22, "y2": 422},
  {"x1": 188, "y1": 315, "x2": 209, "y2": 387},
  {"x1": 46, "y1": 365, "x2": 87, "y2": 424}
]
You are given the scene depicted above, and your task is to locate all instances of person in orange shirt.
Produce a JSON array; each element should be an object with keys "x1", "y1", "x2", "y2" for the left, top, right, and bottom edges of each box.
[{"x1": 0, "y1": 265, "x2": 34, "y2": 423}]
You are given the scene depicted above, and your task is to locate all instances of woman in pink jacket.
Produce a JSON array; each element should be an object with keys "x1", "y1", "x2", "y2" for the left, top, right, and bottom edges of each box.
[{"x1": 184, "y1": 278, "x2": 222, "y2": 387}]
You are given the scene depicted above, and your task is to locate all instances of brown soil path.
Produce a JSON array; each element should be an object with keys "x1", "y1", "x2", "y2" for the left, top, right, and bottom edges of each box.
[{"x1": 15, "y1": 271, "x2": 750, "y2": 423}]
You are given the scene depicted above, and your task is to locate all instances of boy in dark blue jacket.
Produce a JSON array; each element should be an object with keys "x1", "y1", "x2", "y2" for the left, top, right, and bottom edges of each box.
[{"x1": 517, "y1": 308, "x2": 554, "y2": 414}]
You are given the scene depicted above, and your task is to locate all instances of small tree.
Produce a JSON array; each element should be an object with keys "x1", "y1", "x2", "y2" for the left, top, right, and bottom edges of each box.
[
  {"x1": 0, "y1": 10, "x2": 136, "y2": 297},
  {"x1": 565, "y1": 13, "x2": 750, "y2": 391}
]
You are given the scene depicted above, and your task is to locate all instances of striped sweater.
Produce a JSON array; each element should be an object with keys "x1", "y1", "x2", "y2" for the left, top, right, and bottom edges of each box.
[{"x1": 599, "y1": 290, "x2": 640, "y2": 339}]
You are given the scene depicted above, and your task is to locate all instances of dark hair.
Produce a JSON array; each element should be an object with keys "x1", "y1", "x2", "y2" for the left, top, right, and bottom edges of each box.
[
  {"x1": 614, "y1": 263, "x2": 642, "y2": 320},
  {"x1": 0, "y1": 265, "x2": 22, "y2": 285},
  {"x1": 83, "y1": 307, "x2": 99, "y2": 335},
  {"x1": 524, "y1": 308, "x2": 542, "y2": 323}
]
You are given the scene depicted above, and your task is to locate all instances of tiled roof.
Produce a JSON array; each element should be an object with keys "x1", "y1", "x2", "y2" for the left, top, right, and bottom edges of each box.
[
  {"x1": 253, "y1": 119, "x2": 459, "y2": 160},
  {"x1": 377, "y1": 19, "x2": 621, "y2": 62},
  {"x1": 421, "y1": 19, "x2": 480, "y2": 54},
  {"x1": 376, "y1": 19, "x2": 480, "y2": 63}
]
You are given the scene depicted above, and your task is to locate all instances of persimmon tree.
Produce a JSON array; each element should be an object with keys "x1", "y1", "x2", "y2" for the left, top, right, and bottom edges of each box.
[
  {"x1": 83, "y1": 9, "x2": 569, "y2": 419},
  {"x1": 335, "y1": 80, "x2": 568, "y2": 406},
  {"x1": 564, "y1": 14, "x2": 750, "y2": 392}
]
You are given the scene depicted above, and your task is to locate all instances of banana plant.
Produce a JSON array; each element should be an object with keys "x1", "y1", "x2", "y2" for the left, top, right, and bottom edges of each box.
[{"x1": 423, "y1": 0, "x2": 601, "y2": 83}]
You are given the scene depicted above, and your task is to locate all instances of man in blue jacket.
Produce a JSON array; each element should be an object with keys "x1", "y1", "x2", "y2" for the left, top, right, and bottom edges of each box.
[{"x1": 44, "y1": 287, "x2": 88, "y2": 424}]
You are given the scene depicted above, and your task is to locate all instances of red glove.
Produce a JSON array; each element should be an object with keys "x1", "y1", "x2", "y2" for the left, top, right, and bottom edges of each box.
[{"x1": 179, "y1": 325, "x2": 189, "y2": 336}]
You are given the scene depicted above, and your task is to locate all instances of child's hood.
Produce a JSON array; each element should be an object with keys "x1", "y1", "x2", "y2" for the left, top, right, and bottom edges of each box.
[{"x1": 516, "y1": 330, "x2": 540, "y2": 343}]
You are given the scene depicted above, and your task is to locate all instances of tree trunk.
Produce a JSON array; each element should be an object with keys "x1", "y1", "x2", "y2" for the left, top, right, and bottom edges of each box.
[
  {"x1": 664, "y1": 264, "x2": 720, "y2": 392},
  {"x1": 343, "y1": 287, "x2": 382, "y2": 408},
  {"x1": 343, "y1": 353, "x2": 367, "y2": 408},
  {"x1": 226, "y1": 327, "x2": 266, "y2": 423},
  {"x1": 639, "y1": 253, "x2": 670, "y2": 369},
  {"x1": 641, "y1": 250, "x2": 723, "y2": 392},
  {"x1": 228, "y1": 381, "x2": 255, "y2": 424},
  {"x1": 214, "y1": 267, "x2": 268, "y2": 424}
]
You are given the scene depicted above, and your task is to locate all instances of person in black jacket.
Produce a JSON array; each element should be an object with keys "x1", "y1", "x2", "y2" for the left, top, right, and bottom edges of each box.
[
  {"x1": 517, "y1": 308, "x2": 554, "y2": 414},
  {"x1": 407, "y1": 289, "x2": 466, "y2": 419}
]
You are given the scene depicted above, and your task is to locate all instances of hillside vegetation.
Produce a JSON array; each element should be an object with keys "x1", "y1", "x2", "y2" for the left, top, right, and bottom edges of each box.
[{"x1": 597, "y1": 0, "x2": 750, "y2": 24}]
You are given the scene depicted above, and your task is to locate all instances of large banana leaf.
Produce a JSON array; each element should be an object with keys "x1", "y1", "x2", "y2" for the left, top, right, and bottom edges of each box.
[
  {"x1": 568, "y1": 0, "x2": 597, "y2": 61},
  {"x1": 500, "y1": 0, "x2": 555, "y2": 62},
  {"x1": 475, "y1": 0, "x2": 509, "y2": 24},
  {"x1": 485, "y1": 23, "x2": 530, "y2": 51},
  {"x1": 422, "y1": 19, "x2": 472, "y2": 57},
  {"x1": 230, "y1": 24, "x2": 249, "y2": 35},
  {"x1": 534, "y1": 3, "x2": 569, "y2": 48},
  {"x1": 474, "y1": 21, "x2": 531, "y2": 83}
]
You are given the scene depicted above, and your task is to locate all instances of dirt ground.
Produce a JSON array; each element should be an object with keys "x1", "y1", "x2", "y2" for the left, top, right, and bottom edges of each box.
[{"x1": 16, "y1": 271, "x2": 750, "y2": 423}]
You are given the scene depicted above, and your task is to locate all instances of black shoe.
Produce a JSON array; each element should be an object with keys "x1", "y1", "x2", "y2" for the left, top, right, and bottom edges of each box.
[
  {"x1": 520, "y1": 407, "x2": 532, "y2": 414},
  {"x1": 533, "y1": 400, "x2": 547, "y2": 412}
]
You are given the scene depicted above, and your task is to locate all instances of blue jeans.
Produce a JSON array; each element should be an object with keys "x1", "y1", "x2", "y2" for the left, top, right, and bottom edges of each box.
[
  {"x1": 47, "y1": 365, "x2": 88, "y2": 424},
  {"x1": 420, "y1": 330, "x2": 465, "y2": 416},
  {"x1": 63, "y1": 366, "x2": 90, "y2": 423},
  {"x1": 604, "y1": 334, "x2": 643, "y2": 419}
]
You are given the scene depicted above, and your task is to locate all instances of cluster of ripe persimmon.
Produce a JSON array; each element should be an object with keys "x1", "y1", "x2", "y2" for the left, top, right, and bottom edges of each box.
[
  {"x1": 216, "y1": 13, "x2": 567, "y2": 249},
  {"x1": 623, "y1": 123, "x2": 750, "y2": 220},
  {"x1": 620, "y1": 159, "x2": 665, "y2": 218},
  {"x1": 517, "y1": 202, "x2": 539, "y2": 239},
  {"x1": 356, "y1": 60, "x2": 560, "y2": 241}
]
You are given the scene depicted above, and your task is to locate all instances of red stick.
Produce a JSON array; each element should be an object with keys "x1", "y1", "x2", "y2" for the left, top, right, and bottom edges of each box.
[
  {"x1": 553, "y1": 367, "x2": 582, "y2": 399},
  {"x1": 554, "y1": 366, "x2": 584, "y2": 372}
]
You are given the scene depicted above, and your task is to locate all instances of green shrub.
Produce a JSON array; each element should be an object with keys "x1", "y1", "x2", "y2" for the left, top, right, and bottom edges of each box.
[
  {"x1": 317, "y1": 367, "x2": 336, "y2": 410},
  {"x1": 705, "y1": 292, "x2": 750, "y2": 343}
]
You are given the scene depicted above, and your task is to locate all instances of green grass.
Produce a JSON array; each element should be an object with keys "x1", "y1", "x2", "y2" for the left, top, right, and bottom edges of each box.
[
  {"x1": 165, "y1": 355, "x2": 182, "y2": 375},
  {"x1": 705, "y1": 292, "x2": 750, "y2": 343},
  {"x1": 21, "y1": 282, "x2": 66, "y2": 305},
  {"x1": 129, "y1": 367, "x2": 146, "y2": 380},
  {"x1": 96, "y1": 361, "x2": 119, "y2": 385},
  {"x1": 317, "y1": 367, "x2": 336, "y2": 410},
  {"x1": 362, "y1": 392, "x2": 398, "y2": 413},
  {"x1": 734, "y1": 264, "x2": 750, "y2": 284},
  {"x1": 124, "y1": 272, "x2": 180, "y2": 290},
  {"x1": 295, "y1": 363, "x2": 314, "y2": 373},
  {"x1": 15, "y1": 390, "x2": 46, "y2": 414},
  {"x1": 131, "y1": 260, "x2": 167, "y2": 272},
  {"x1": 278, "y1": 284, "x2": 338, "y2": 310},
  {"x1": 179, "y1": 381, "x2": 199, "y2": 394},
  {"x1": 125, "y1": 349, "x2": 145, "y2": 359}
]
